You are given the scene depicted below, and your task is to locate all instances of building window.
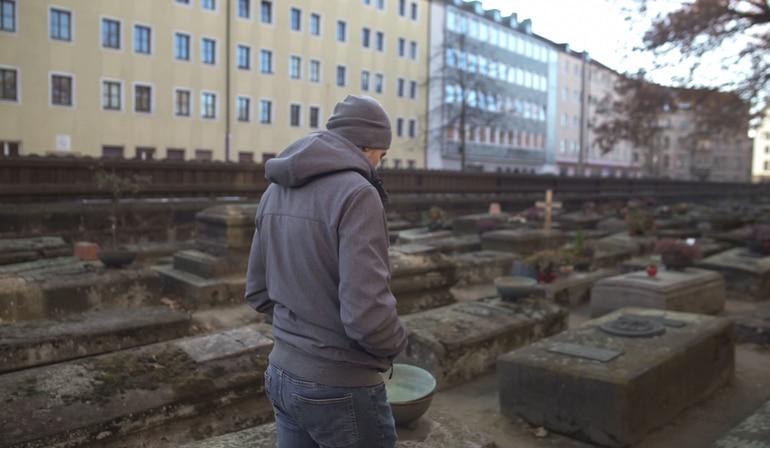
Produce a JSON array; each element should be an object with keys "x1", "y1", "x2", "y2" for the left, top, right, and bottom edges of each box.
[
  {"x1": 260, "y1": 1, "x2": 272, "y2": 23},
  {"x1": 195, "y1": 149, "x2": 213, "y2": 161},
  {"x1": 309, "y1": 59, "x2": 321, "y2": 82},
  {"x1": 290, "y1": 55, "x2": 301, "y2": 79},
  {"x1": 202, "y1": 0, "x2": 216, "y2": 10},
  {"x1": 337, "y1": 20, "x2": 346, "y2": 42},
  {"x1": 0, "y1": 0, "x2": 14, "y2": 33},
  {"x1": 396, "y1": 118, "x2": 404, "y2": 137},
  {"x1": 167, "y1": 148, "x2": 185, "y2": 160},
  {"x1": 259, "y1": 99, "x2": 272, "y2": 123},
  {"x1": 102, "y1": 145, "x2": 124, "y2": 159},
  {"x1": 409, "y1": 80, "x2": 417, "y2": 99},
  {"x1": 309, "y1": 106, "x2": 320, "y2": 128},
  {"x1": 201, "y1": 38, "x2": 216, "y2": 64},
  {"x1": 134, "y1": 84, "x2": 152, "y2": 113},
  {"x1": 174, "y1": 33, "x2": 190, "y2": 60},
  {"x1": 362, "y1": 27, "x2": 370, "y2": 48},
  {"x1": 290, "y1": 103, "x2": 301, "y2": 127},
  {"x1": 398, "y1": 38, "x2": 405, "y2": 57},
  {"x1": 398, "y1": 0, "x2": 406, "y2": 16},
  {"x1": 374, "y1": 73, "x2": 383, "y2": 94},
  {"x1": 408, "y1": 119, "x2": 416, "y2": 138},
  {"x1": 336, "y1": 65, "x2": 346, "y2": 87},
  {"x1": 409, "y1": 41, "x2": 417, "y2": 60},
  {"x1": 376, "y1": 0, "x2": 384, "y2": 10},
  {"x1": 410, "y1": 2, "x2": 417, "y2": 20},
  {"x1": 134, "y1": 25, "x2": 151, "y2": 54},
  {"x1": 238, "y1": 0, "x2": 251, "y2": 18},
  {"x1": 1, "y1": 68, "x2": 18, "y2": 101},
  {"x1": 260, "y1": 49, "x2": 273, "y2": 73},
  {"x1": 201, "y1": 92, "x2": 216, "y2": 118},
  {"x1": 237, "y1": 44, "x2": 251, "y2": 69},
  {"x1": 397, "y1": 78, "x2": 404, "y2": 97},
  {"x1": 175, "y1": 0, "x2": 190, "y2": 4},
  {"x1": 310, "y1": 13, "x2": 320, "y2": 36},
  {"x1": 361, "y1": 70, "x2": 370, "y2": 91},
  {"x1": 239, "y1": 152, "x2": 254, "y2": 163},
  {"x1": 102, "y1": 80, "x2": 121, "y2": 110},
  {"x1": 175, "y1": 89, "x2": 191, "y2": 116},
  {"x1": 290, "y1": 7, "x2": 301, "y2": 31},
  {"x1": 101, "y1": 18, "x2": 120, "y2": 49},
  {"x1": 237, "y1": 96, "x2": 250, "y2": 122},
  {"x1": 50, "y1": 74, "x2": 72, "y2": 106},
  {"x1": 50, "y1": 8, "x2": 71, "y2": 41},
  {"x1": 136, "y1": 147, "x2": 155, "y2": 160},
  {"x1": 375, "y1": 31, "x2": 384, "y2": 51}
]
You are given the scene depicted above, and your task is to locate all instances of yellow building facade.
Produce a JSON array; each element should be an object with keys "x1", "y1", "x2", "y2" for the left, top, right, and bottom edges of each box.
[{"x1": 0, "y1": 0, "x2": 429, "y2": 167}]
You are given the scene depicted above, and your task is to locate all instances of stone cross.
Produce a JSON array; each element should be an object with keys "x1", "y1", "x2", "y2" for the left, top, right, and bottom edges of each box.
[{"x1": 535, "y1": 189, "x2": 562, "y2": 231}]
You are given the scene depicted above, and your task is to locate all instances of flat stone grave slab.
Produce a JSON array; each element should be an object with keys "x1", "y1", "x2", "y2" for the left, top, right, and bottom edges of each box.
[
  {"x1": 731, "y1": 302, "x2": 770, "y2": 344},
  {"x1": 655, "y1": 228, "x2": 701, "y2": 239},
  {"x1": 597, "y1": 216, "x2": 627, "y2": 234},
  {"x1": 563, "y1": 229, "x2": 611, "y2": 242},
  {"x1": 531, "y1": 268, "x2": 617, "y2": 307},
  {"x1": 396, "y1": 227, "x2": 453, "y2": 245},
  {"x1": 498, "y1": 307, "x2": 735, "y2": 447},
  {"x1": 695, "y1": 247, "x2": 770, "y2": 301},
  {"x1": 592, "y1": 246, "x2": 633, "y2": 270},
  {"x1": 596, "y1": 232, "x2": 656, "y2": 257},
  {"x1": 397, "y1": 297, "x2": 568, "y2": 390},
  {"x1": 713, "y1": 398, "x2": 770, "y2": 448},
  {"x1": 555, "y1": 211, "x2": 604, "y2": 231},
  {"x1": 451, "y1": 212, "x2": 511, "y2": 235},
  {"x1": 590, "y1": 267, "x2": 725, "y2": 317},
  {"x1": 0, "y1": 236, "x2": 72, "y2": 266},
  {"x1": 452, "y1": 250, "x2": 515, "y2": 287},
  {"x1": 389, "y1": 244, "x2": 458, "y2": 315},
  {"x1": 420, "y1": 234, "x2": 481, "y2": 255},
  {"x1": 0, "y1": 306, "x2": 191, "y2": 373},
  {"x1": 481, "y1": 229, "x2": 565, "y2": 255}
]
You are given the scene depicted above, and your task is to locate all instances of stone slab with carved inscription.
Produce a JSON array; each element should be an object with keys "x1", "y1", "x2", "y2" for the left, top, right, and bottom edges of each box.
[{"x1": 694, "y1": 247, "x2": 770, "y2": 301}]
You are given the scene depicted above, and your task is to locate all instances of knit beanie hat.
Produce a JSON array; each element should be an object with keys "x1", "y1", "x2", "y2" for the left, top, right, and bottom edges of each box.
[{"x1": 326, "y1": 95, "x2": 392, "y2": 149}]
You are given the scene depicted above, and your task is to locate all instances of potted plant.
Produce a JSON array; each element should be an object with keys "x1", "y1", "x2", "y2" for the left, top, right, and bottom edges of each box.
[
  {"x1": 94, "y1": 168, "x2": 151, "y2": 268},
  {"x1": 422, "y1": 206, "x2": 450, "y2": 232},
  {"x1": 565, "y1": 231, "x2": 596, "y2": 271},
  {"x1": 654, "y1": 238, "x2": 702, "y2": 271},
  {"x1": 523, "y1": 249, "x2": 571, "y2": 283},
  {"x1": 742, "y1": 224, "x2": 770, "y2": 256},
  {"x1": 625, "y1": 207, "x2": 656, "y2": 236}
]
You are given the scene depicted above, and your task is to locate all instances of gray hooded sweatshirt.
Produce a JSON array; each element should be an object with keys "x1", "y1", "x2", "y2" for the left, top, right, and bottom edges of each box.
[{"x1": 245, "y1": 130, "x2": 408, "y2": 387}]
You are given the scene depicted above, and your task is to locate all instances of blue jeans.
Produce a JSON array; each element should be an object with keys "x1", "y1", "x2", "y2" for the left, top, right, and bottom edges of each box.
[{"x1": 264, "y1": 362, "x2": 397, "y2": 448}]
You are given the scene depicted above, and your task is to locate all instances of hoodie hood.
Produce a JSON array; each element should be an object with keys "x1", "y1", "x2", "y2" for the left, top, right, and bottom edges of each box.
[{"x1": 265, "y1": 131, "x2": 377, "y2": 188}]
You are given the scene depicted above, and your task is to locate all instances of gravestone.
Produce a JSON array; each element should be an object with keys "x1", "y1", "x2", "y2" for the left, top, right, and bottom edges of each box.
[
  {"x1": 535, "y1": 189, "x2": 562, "y2": 231},
  {"x1": 714, "y1": 398, "x2": 770, "y2": 448},
  {"x1": 0, "y1": 237, "x2": 72, "y2": 266},
  {"x1": 481, "y1": 229, "x2": 566, "y2": 255},
  {"x1": 556, "y1": 211, "x2": 603, "y2": 231},
  {"x1": 498, "y1": 307, "x2": 735, "y2": 447},
  {"x1": 418, "y1": 234, "x2": 481, "y2": 255},
  {"x1": 452, "y1": 250, "x2": 516, "y2": 287},
  {"x1": 596, "y1": 215, "x2": 627, "y2": 234},
  {"x1": 156, "y1": 204, "x2": 258, "y2": 308},
  {"x1": 695, "y1": 248, "x2": 770, "y2": 300},
  {"x1": 596, "y1": 231, "x2": 656, "y2": 257},
  {"x1": 531, "y1": 268, "x2": 617, "y2": 307},
  {"x1": 451, "y1": 213, "x2": 511, "y2": 235},
  {"x1": 590, "y1": 268, "x2": 726, "y2": 317},
  {"x1": 398, "y1": 297, "x2": 567, "y2": 390},
  {"x1": 396, "y1": 227, "x2": 453, "y2": 245},
  {"x1": 389, "y1": 244, "x2": 459, "y2": 315}
]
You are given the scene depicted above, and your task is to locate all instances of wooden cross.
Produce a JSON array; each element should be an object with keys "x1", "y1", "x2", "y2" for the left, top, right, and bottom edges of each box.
[{"x1": 535, "y1": 189, "x2": 562, "y2": 231}]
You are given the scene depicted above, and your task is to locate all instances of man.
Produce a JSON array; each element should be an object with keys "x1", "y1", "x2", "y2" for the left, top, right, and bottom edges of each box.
[{"x1": 245, "y1": 95, "x2": 408, "y2": 448}]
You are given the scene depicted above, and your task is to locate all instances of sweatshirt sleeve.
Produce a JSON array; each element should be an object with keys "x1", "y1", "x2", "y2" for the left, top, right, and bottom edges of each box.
[
  {"x1": 337, "y1": 186, "x2": 408, "y2": 360},
  {"x1": 245, "y1": 216, "x2": 275, "y2": 318}
]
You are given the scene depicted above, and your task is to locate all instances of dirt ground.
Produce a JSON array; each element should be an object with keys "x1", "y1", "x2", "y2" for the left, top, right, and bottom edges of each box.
[{"x1": 428, "y1": 298, "x2": 770, "y2": 448}]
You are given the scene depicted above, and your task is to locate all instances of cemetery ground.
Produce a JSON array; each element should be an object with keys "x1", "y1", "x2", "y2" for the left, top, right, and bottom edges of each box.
[{"x1": 2, "y1": 194, "x2": 770, "y2": 447}]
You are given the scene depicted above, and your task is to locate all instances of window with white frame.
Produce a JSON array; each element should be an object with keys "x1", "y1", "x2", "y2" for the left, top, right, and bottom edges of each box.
[
  {"x1": 362, "y1": 27, "x2": 370, "y2": 48},
  {"x1": 175, "y1": 88, "x2": 191, "y2": 116},
  {"x1": 408, "y1": 119, "x2": 416, "y2": 138},
  {"x1": 201, "y1": 92, "x2": 216, "y2": 118},
  {"x1": 102, "y1": 80, "x2": 122, "y2": 110},
  {"x1": 290, "y1": 7, "x2": 301, "y2": 31},
  {"x1": 409, "y1": 41, "x2": 417, "y2": 60},
  {"x1": 174, "y1": 32, "x2": 190, "y2": 60},
  {"x1": 1, "y1": 0, "x2": 16, "y2": 32},
  {"x1": 376, "y1": 0, "x2": 384, "y2": 10},
  {"x1": 398, "y1": 0, "x2": 406, "y2": 16},
  {"x1": 337, "y1": 20, "x2": 346, "y2": 42},
  {"x1": 238, "y1": 0, "x2": 251, "y2": 18},
  {"x1": 309, "y1": 59, "x2": 320, "y2": 82},
  {"x1": 51, "y1": 74, "x2": 72, "y2": 106},
  {"x1": 0, "y1": 67, "x2": 18, "y2": 101},
  {"x1": 134, "y1": 84, "x2": 152, "y2": 113},
  {"x1": 336, "y1": 65, "x2": 346, "y2": 87},
  {"x1": 237, "y1": 96, "x2": 250, "y2": 122},
  {"x1": 101, "y1": 18, "x2": 120, "y2": 49},
  {"x1": 396, "y1": 78, "x2": 404, "y2": 97},
  {"x1": 50, "y1": 7, "x2": 71, "y2": 41},
  {"x1": 260, "y1": 49, "x2": 273, "y2": 73},
  {"x1": 309, "y1": 106, "x2": 320, "y2": 128},
  {"x1": 260, "y1": 1, "x2": 272, "y2": 23},
  {"x1": 310, "y1": 13, "x2": 320, "y2": 35},
  {"x1": 361, "y1": 70, "x2": 370, "y2": 91},
  {"x1": 201, "y1": 37, "x2": 216, "y2": 64},
  {"x1": 259, "y1": 99, "x2": 272, "y2": 123},
  {"x1": 237, "y1": 44, "x2": 250, "y2": 69},
  {"x1": 290, "y1": 55, "x2": 301, "y2": 79},
  {"x1": 409, "y1": 80, "x2": 417, "y2": 99},
  {"x1": 398, "y1": 38, "x2": 405, "y2": 57},
  {"x1": 375, "y1": 31, "x2": 384, "y2": 51},
  {"x1": 290, "y1": 103, "x2": 301, "y2": 127},
  {"x1": 202, "y1": 0, "x2": 216, "y2": 10},
  {"x1": 374, "y1": 73, "x2": 383, "y2": 93},
  {"x1": 410, "y1": 1, "x2": 418, "y2": 20},
  {"x1": 396, "y1": 118, "x2": 404, "y2": 137},
  {"x1": 134, "y1": 24, "x2": 151, "y2": 54}
]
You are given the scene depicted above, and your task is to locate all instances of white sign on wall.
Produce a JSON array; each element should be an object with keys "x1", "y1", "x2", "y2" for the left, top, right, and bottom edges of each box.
[{"x1": 56, "y1": 135, "x2": 71, "y2": 151}]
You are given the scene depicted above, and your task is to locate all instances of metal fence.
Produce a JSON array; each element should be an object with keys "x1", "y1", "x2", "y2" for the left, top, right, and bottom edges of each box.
[{"x1": 0, "y1": 155, "x2": 765, "y2": 203}]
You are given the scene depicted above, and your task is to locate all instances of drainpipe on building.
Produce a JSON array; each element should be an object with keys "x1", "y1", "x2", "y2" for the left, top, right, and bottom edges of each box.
[{"x1": 224, "y1": 0, "x2": 231, "y2": 162}]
